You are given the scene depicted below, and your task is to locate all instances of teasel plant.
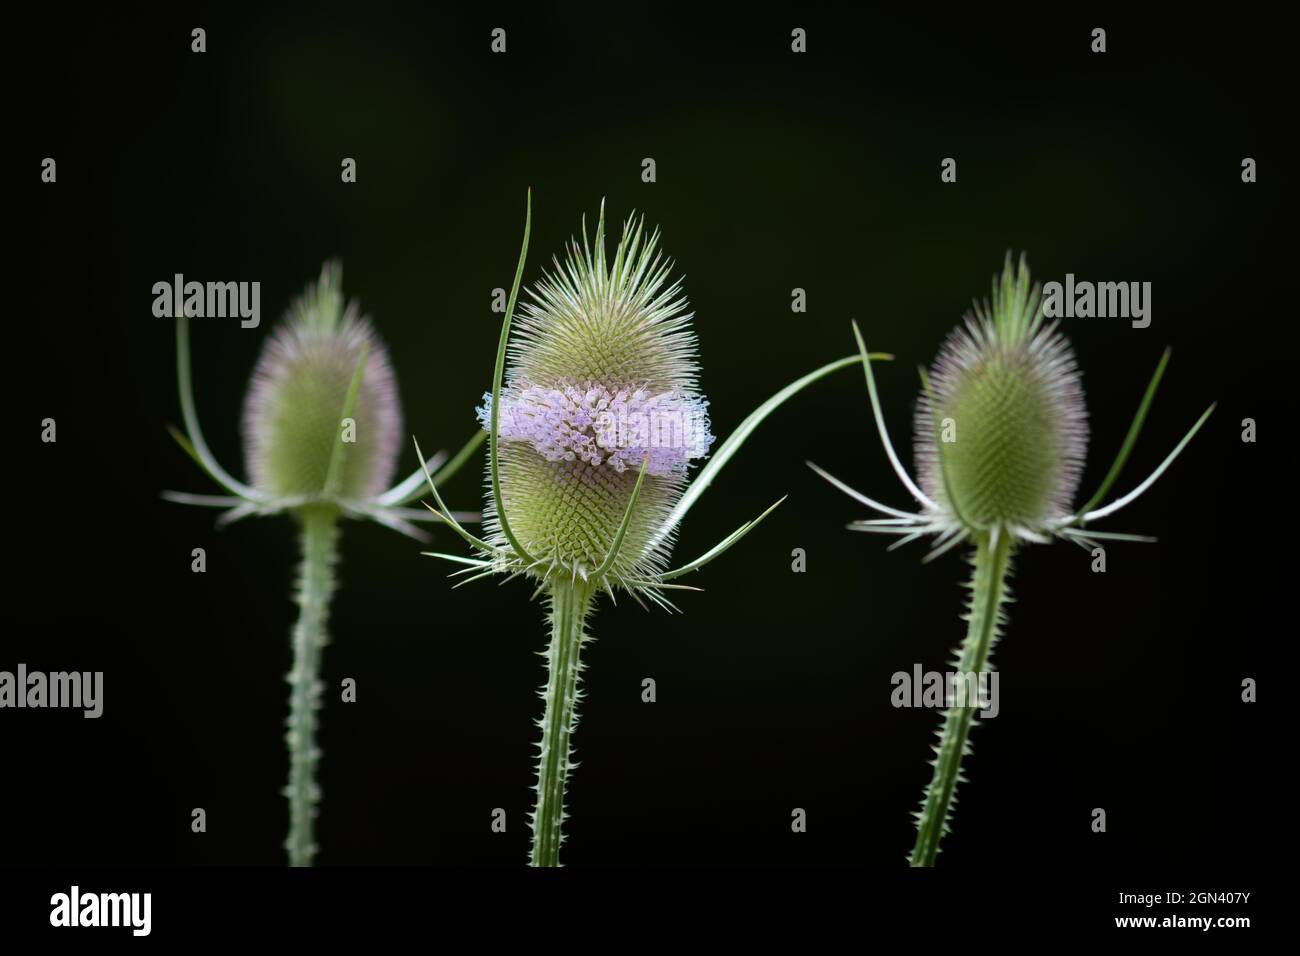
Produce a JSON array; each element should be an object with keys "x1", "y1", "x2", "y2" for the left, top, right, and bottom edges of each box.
[
  {"x1": 418, "y1": 192, "x2": 889, "y2": 866},
  {"x1": 809, "y1": 253, "x2": 1214, "y2": 866},
  {"x1": 164, "y1": 262, "x2": 484, "y2": 866}
]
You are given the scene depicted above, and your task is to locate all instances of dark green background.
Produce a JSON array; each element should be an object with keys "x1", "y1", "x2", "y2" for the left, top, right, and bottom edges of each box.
[{"x1": 19, "y1": 6, "x2": 1279, "y2": 868}]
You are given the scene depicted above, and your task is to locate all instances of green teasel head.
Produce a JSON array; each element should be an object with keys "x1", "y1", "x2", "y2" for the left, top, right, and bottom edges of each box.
[
  {"x1": 243, "y1": 262, "x2": 403, "y2": 501},
  {"x1": 914, "y1": 255, "x2": 1089, "y2": 536},
  {"x1": 420, "y1": 192, "x2": 880, "y2": 607},
  {"x1": 475, "y1": 202, "x2": 714, "y2": 583},
  {"x1": 165, "y1": 261, "x2": 485, "y2": 540},
  {"x1": 811, "y1": 252, "x2": 1215, "y2": 556}
]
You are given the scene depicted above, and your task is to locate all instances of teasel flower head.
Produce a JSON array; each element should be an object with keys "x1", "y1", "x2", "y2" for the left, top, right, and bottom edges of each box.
[
  {"x1": 473, "y1": 202, "x2": 715, "y2": 585},
  {"x1": 810, "y1": 252, "x2": 1216, "y2": 558},
  {"x1": 421, "y1": 193, "x2": 880, "y2": 609},
  {"x1": 242, "y1": 262, "x2": 403, "y2": 501},
  {"x1": 913, "y1": 256, "x2": 1089, "y2": 539},
  {"x1": 165, "y1": 260, "x2": 485, "y2": 540}
]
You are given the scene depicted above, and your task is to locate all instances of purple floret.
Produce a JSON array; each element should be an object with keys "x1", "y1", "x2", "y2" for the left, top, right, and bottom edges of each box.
[{"x1": 479, "y1": 380, "x2": 714, "y2": 476}]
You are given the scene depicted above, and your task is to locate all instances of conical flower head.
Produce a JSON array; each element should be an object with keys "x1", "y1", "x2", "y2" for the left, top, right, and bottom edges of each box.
[
  {"x1": 242, "y1": 262, "x2": 403, "y2": 500},
  {"x1": 915, "y1": 254, "x2": 1088, "y2": 532},
  {"x1": 480, "y1": 205, "x2": 714, "y2": 581}
]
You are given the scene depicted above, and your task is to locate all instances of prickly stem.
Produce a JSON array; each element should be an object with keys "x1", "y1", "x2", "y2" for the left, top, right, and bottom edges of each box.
[
  {"x1": 909, "y1": 526, "x2": 1013, "y2": 866},
  {"x1": 285, "y1": 505, "x2": 339, "y2": 866},
  {"x1": 529, "y1": 578, "x2": 596, "y2": 866}
]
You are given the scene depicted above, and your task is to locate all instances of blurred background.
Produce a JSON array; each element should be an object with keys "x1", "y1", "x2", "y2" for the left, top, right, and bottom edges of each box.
[{"x1": 19, "y1": 6, "x2": 1280, "y2": 867}]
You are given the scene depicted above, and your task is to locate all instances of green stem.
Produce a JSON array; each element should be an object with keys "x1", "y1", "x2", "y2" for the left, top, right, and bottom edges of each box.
[
  {"x1": 530, "y1": 578, "x2": 596, "y2": 867},
  {"x1": 909, "y1": 526, "x2": 1013, "y2": 867},
  {"x1": 285, "y1": 505, "x2": 340, "y2": 867}
]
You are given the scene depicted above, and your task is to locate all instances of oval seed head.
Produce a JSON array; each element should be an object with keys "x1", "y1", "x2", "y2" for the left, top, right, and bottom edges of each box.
[
  {"x1": 480, "y1": 204, "x2": 714, "y2": 581},
  {"x1": 242, "y1": 262, "x2": 403, "y2": 500},
  {"x1": 915, "y1": 254, "x2": 1088, "y2": 533}
]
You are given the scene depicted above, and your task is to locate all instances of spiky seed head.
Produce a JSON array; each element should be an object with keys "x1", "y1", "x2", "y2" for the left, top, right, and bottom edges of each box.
[
  {"x1": 915, "y1": 254, "x2": 1088, "y2": 532},
  {"x1": 481, "y1": 204, "x2": 714, "y2": 581},
  {"x1": 242, "y1": 262, "x2": 403, "y2": 500}
]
